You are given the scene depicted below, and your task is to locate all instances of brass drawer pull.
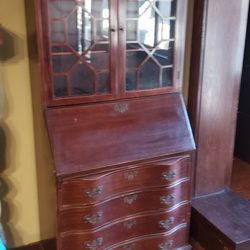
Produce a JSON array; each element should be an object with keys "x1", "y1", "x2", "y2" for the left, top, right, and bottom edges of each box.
[
  {"x1": 114, "y1": 102, "x2": 129, "y2": 113},
  {"x1": 160, "y1": 194, "x2": 175, "y2": 205},
  {"x1": 158, "y1": 240, "x2": 173, "y2": 250},
  {"x1": 84, "y1": 212, "x2": 103, "y2": 225},
  {"x1": 123, "y1": 243, "x2": 136, "y2": 250},
  {"x1": 162, "y1": 171, "x2": 176, "y2": 181},
  {"x1": 84, "y1": 237, "x2": 103, "y2": 250},
  {"x1": 85, "y1": 186, "x2": 104, "y2": 198},
  {"x1": 159, "y1": 217, "x2": 175, "y2": 229},
  {"x1": 124, "y1": 194, "x2": 138, "y2": 205},
  {"x1": 124, "y1": 170, "x2": 138, "y2": 181},
  {"x1": 123, "y1": 219, "x2": 136, "y2": 229}
]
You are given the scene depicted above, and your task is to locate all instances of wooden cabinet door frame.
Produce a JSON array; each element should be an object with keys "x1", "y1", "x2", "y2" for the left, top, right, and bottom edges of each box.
[
  {"x1": 36, "y1": 0, "x2": 189, "y2": 108},
  {"x1": 118, "y1": 0, "x2": 188, "y2": 99},
  {"x1": 36, "y1": 0, "x2": 119, "y2": 107}
]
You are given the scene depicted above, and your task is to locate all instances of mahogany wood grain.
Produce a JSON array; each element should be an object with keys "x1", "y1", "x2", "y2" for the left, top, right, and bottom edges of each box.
[
  {"x1": 59, "y1": 205, "x2": 189, "y2": 250},
  {"x1": 110, "y1": 226, "x2": 189, "y2": 250},
  {"x1": 59, "y1": 181, "x2": 190, "y2": 232},
  {"x1": 46, "y1": 93, "x2": 195, "y2": 176},
  {"x1": 188, "y1": 0, "x2": 249, "y2": 196},
  {"x1": 59, "y1": 156, "x2": 190, "y2": 206}
]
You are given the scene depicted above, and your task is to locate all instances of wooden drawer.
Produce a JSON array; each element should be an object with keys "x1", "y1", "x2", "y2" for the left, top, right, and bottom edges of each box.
[
  {"x1": 111, "y1": 226, "x2": 188, "y2": 250},
  {"x1": 59, "y1": 204, "x2": 189, "y2": 250},
  {"x1": 58, "y1": 180, "x2": 190, "y2": 232},
  {"x1": 60, "y1": 156, "x2": 190, "y2": 206}
]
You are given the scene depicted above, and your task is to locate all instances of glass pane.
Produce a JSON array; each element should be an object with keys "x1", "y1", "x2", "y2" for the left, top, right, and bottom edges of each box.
[
  {"x1": 139, "y1": 58, "x2": 160, "y2": 89},
  {"x1": 126, "y1": 20, "x2": 138, "y2": 41},
  {"x1": 87, "y1": 52, "x2": 109, "y2": 70},
  {"x1": 97, "y1": 72, "x2": 110, "y2": 93},
  {"x1": 68, "y1": 9, "x2": 93, "y2": 53},
  {"x1": 155, "y1": 0, "x2": 177, "y2": 18},
  {"x1": 126, "y1": 43, "x2": 142, "y2": 50},
  {"x1": 153, "y1": 41, "x2": 174, "y2": 66},
  {"x1": 92, "y1": 43, "x2": 109, "y2": 52},
  {"x1": 162, "y1": 68, "x2": 173, "y2": 87},
  {"x1": 70, "y1": 63, "x2": 94, "y2": 95},
  {"x1": 52, "y1": 54, "x2": 78, "y2": 73},
  {"x1": 51, "y1": 46, "x2": 71, "y2": 53},
  {"x1": 51, "y1": 21, "x2": 65, "y2": 43},
  {"x1": 125, "y1": 0, "x2": 176, "y2": 91},
  {"x1": 127, "y1": 1, "x2": 150, "y2": 18},
  {"x1": 89, "y1": 0, "x2": 109, "y2": 18},
  {"x1": 49, "y1": 1, "x2": 76, "y2": 19},
  {"x1": 138, "y1": 10, "x2": 175, "y2": 48},
  {"x1": 47, "y1": 0, "x2": 112, "y2": 99},
  {"x1": 96, "y1": 20, "x2": 109, "y2": 41},
  {"x1": 126, "y1": 71, "x2": 137, "y2": 90},
  {"x1": 126, "y1": 51, "x2": 148, "y2": 68},
  {"x1": 53, "y1": 75, "x2": 68, "y2": 97}
]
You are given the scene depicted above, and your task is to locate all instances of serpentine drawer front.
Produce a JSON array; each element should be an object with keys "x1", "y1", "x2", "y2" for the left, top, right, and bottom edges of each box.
[
  {"x1": 111, "y1": 225, "x2": 188, "y2": 250},
  {"x1": 58, "y1": 180, "x2": 190, "y2": 232},
  {"x1": 59, "y1": 225, "x2": 188, "y2": 250},
  {"x1": 59, "y1": 203, "x2": 189, "y2": 250},
  {"x1": 59, "y1": 156, "x2": 190, "y2": 206}
]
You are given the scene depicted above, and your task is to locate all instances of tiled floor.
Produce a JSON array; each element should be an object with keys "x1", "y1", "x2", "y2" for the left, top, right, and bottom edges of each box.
[{"x1": 231, "y1": 158, "x2": 250, "y2": 200}]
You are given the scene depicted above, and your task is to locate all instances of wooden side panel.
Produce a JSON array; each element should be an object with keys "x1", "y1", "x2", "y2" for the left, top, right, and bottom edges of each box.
[
  {"x1": 188, "y1": 0, "x2": 249, "y2": 196},
  {"x1": 46, "y1": 94, "x2": 195, "y2": 175}
]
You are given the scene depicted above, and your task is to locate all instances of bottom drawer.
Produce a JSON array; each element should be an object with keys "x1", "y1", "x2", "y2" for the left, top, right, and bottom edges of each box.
[
  {"x1": 59, "y1": 225, "x2": 188, "y2": 250},
  {"x1": 112, "y1": 225, "x2": 188, "y2": 250}
]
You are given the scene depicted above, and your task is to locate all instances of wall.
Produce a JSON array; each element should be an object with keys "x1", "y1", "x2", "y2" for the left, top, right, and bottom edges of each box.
[{"x1": 0, "y1": 0, "x2": 55, "y2": 248}]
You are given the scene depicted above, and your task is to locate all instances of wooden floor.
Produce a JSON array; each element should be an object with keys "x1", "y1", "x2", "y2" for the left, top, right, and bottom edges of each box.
[{"x1": 231, "y1": 158, "x2": 250, "y2": 200}]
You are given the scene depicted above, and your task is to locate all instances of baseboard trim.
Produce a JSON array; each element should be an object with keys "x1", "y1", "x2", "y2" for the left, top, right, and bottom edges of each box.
[{"x1": 9, "y1": 238, "x2": 56, "y2": 250}]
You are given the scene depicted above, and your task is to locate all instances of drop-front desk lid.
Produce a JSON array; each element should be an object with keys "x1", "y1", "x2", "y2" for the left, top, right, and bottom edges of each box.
[{"x1": 46, "y1": 93, "x2": 195, "y2": 176}]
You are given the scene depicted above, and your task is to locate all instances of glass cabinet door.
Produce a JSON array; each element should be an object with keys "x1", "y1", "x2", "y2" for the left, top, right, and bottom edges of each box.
[
  {"x1": 45, "y1": 0, "x2": 116, "y2": 104},
  {"x1": 119, "y1": 0, "x2": 186, "y2": 96},
  {"x1": 39, "y1": 0, "x2": 186, "y2": 105}
]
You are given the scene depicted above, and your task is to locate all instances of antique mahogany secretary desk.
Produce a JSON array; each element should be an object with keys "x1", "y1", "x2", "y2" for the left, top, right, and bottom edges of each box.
[{"x1": 35, "y1": 0, "x2": 195, "y2": 249}]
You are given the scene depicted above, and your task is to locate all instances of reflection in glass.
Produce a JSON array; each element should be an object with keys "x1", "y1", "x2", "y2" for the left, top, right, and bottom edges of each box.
[
  {"x1": 68, "y1": 9, "x2": 93, "y2": 53},
  {"x1": 54, "y1": 75, "x2": 68, "y2": 97},
  {"x1": 70, "y1": 63, "x2": 94, "y2": 95},
  {"x1": 52, "y1": 54, "x2": 78, "y2": 73},
  {"x1": 49, "y1": 1, "x2": 75, "y2": 19},
  {"x1": 125, "y1": 0, "x2": 176, "y2": 91},
  {"x1": 139, "y1": 58, "x2": 160, "y2": 89},
  {"x1": 51, "y1": 21, "x2": 65, "y2": 42},
  {"x1": 87, "y1": 52, "x2": 109, "y2": 70},
  {"x1": 162, "y1": 68, "x2": 173, "y2": 87},
  {"x1": 48, "y1": 0, "x2": 111, "y2": 98},
  {"x1": 97, "y1": 73, "x2": 110, "y2": 93},
  {"x1": 126, "y1": 51, "x2": 147, "y2": 68},
  {"x1": 126, "y1": 20, "x2": 138, "y2": 41},
  {"x1": 126, "y1": 71, "x2": 137, "y2": 90}
]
